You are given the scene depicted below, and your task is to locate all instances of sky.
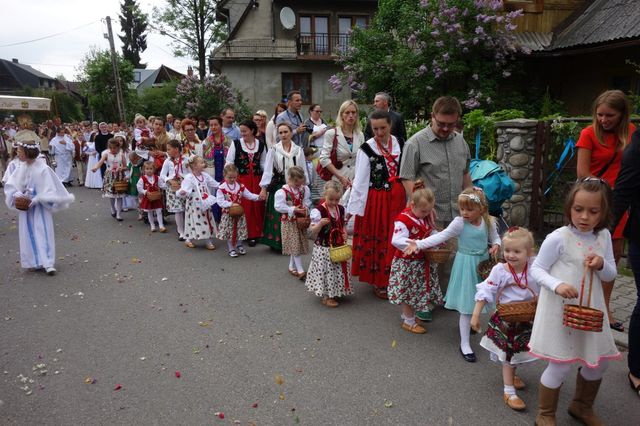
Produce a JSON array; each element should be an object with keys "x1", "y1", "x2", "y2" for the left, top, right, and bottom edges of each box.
[{"x1": 0, "y1": 0, "x2": 191, "y2": 81}]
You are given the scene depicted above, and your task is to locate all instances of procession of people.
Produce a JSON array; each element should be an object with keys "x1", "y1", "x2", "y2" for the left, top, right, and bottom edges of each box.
[{"x1": 2, "y1": 89, "x2": 639, "y2": 423}]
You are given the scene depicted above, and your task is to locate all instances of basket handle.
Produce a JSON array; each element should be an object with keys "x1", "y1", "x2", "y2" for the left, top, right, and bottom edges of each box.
[
  {"x1": 496, "y1": 283, "x2": 537, "y2": 306},
  {"x1": 329, "y1": 227, "x2": 344, "y2": 248},
  {"x1": 577, "y1": 265, "x2": 594, "y2": 308}
]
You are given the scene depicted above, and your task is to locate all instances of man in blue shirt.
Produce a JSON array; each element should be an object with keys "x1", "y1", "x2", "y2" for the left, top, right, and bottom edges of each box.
[
  {"x1": 276, "y1": 90, "x2": 307, "y2": 148},
  {"x1": 221, "y1": 108, "x2": 241, "y2": 141}
]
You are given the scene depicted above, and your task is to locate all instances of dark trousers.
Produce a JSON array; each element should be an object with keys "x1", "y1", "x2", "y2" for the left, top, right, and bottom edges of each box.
[{"x1": 628, "y1": 241, "x2": 640, "y2": 377}]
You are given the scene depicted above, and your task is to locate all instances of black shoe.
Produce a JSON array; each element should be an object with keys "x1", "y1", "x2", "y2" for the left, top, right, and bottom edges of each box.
[
  {"x1": 111, "y1": 212, "x2": 117, "y2": 218},
  {"x1": 66, "y1": 182, "x2": 73, "y2": 187},
  {"x1": 459, "y1": 347, "x2": 476, "y2": 363},
  {"x1": 248, "y1": 239, "x2": 257, "y2": 247},
  {"x1": 116, "y1": 217, "x2": 123, "y2": 222}
]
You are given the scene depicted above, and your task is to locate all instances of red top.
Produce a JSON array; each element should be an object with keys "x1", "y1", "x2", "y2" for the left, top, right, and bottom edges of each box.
[
  {"x1": 393, "y1": 209, "x2": 432, "y2": 260},
  {"x1": 575, "y1": 123, "x2": 636, "y2": 187}
]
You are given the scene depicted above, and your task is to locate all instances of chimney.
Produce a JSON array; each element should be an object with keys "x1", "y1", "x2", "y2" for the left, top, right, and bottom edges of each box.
[
  {"x1": 187, "y1": 66, "x2": 193, "y2": 77},
  {"x1": 12, "y1": 58, "x2": 19, "y2": 63}
]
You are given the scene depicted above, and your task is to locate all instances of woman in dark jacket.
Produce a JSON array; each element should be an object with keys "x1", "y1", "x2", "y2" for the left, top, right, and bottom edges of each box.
[{"x1": 612, "y1": 127, "x2": 640, "y2": 397}]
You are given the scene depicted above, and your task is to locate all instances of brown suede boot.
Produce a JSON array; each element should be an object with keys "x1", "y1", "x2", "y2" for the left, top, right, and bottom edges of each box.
[
  {"x1": 568, "y1": 371, "x2": 604, "y2": 426},
  {"x1": 535, "y1": 383, "x2": 561, "y2": 426}
]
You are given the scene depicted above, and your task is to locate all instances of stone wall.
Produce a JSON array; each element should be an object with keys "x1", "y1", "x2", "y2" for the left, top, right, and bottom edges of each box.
[{"x1": 494, "y1": 119, "x2": 539, "y2": 227}]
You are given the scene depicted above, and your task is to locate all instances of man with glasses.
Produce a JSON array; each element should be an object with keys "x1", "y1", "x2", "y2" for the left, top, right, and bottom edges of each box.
[
  {"x1": 276, "y1": 90, "x2": 307, "y2": 148},
  {"x1": 364, "y1": 92, "x2": 407, "y2": 149},
  {"x1": 399, "y1": 96, "x2": 472, "y2": 322}
]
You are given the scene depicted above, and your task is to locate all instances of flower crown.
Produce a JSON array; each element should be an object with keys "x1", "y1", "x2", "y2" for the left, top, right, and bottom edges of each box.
[{"x1": 460, "y1": 193, "x2": 481, "y2": 204}]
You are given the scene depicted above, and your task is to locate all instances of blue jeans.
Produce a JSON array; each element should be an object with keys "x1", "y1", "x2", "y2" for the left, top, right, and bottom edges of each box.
[{"x1": 628, "y1": 241, "x2": 640, "y2": 377}]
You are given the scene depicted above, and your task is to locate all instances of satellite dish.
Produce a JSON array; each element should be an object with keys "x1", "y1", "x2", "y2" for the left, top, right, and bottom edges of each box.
[{"x1": 280, "y1": 7, "x2": 295, "y2": 30}]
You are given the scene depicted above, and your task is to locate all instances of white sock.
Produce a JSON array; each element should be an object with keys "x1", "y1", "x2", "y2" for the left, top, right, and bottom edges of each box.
[
  {"x1": 147, "y1": 211, "x2": 155, "y2": 228},
  {"x1": 175, "y1": 212, "x2": 185, "y2": 237},
  {"x1": 289, "y1": 256, "x2": 295, "y2": 270},
  {"x1": 540, "y1": 362, "x2": 572, "y2": 389},
  {"x1": 402, "y1": 314, "x2": 416, "y2": 326},
  {"x1": 293, "y1": 255, "x2": 304, "y2": 273},
  {"x1": 206, "y1": 239, "x2": 213, "y2": 245},
  {"x1": 227, "y1": 240, "x2": 236, "y2": 251},
  {"x1": 110, "y1": 199, "x2": 116, "y2": 214},
  {"x1": 504, "y1": 385, "x2": 516, "y2": 396},
  {"x1": 459, "y1": 314, "x2": 472, "y2": 354},
  {"x1": 155, "y1": 209, "x2": 164, "y2": 228},
  {"x1": 115, "y1": 198, "x2": 123, "y2": 218}
]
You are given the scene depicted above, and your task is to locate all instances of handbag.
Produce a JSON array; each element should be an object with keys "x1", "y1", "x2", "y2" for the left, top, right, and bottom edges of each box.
[
  {"x1": 329, "y1": 228, "x2": 352, "y2": 263},
  {"x1": 316, "y1": 132, "x2": 343, "y2": 181}
]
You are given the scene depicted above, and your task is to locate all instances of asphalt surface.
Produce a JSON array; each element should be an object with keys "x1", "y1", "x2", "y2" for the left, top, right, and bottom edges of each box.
[{"x1": 0, "y1": 186, "x2": 638, "y2": 425}]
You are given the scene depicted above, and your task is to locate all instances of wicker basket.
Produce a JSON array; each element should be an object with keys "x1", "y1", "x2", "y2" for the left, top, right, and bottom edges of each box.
[
  {"x1": 229, "y1": 203, "x2": 244, "y2": 218},
  {"x1": 113, "y1": 180, "x2": 129, "y2": 194},
  {"x1": 329, "y1": 229, "x2": 352, "y2": 263},
  {"x1": 14, "y1": 196, "x2": 31, "y2": 211},
  {"x1": 146, "y1": 191, "x2": 162, "y2": 201},
  {"x1": 478, "y1": 257, "x2": 501, "y2": 280},
  {"x1": 425, "y1": 248, "x2": 451, "y2": 264},
  {"x1": 296, "y1": 216, "x2": 311, "y2": 230},
  {"x1": 562, "y1": 268, "x2": 604, "y2": 333},
  {"x1": 496, "y1": 285, "x2": 537, "y2": 323}
]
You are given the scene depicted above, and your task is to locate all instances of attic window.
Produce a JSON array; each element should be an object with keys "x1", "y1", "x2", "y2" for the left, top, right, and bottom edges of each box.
[{"x1": 134, "y1": 71, "x2": 141, "y2": 83}]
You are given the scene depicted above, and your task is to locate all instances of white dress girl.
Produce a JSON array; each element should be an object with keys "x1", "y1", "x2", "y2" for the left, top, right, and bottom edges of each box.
[
  {"x1": 178, "y1": 172, "x2": 219, "y2": 241},
  {"x1": 84, "y1": 141, "x2": 103, "y2": 189}
]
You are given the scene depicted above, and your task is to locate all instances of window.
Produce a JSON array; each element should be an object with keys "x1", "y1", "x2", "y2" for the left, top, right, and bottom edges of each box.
[
  {"x1": 299, "y1": 15, "x2": 329, "y2": 55},
  {"x1": 338, "y1": 16, "x2": 368, "y2": 50},
  {"x1": 133, "y1": 71, "x2": 141, "y2": 83},
  {"x1": 282, "y1": 73, "x2": 312, "y2": 104}
]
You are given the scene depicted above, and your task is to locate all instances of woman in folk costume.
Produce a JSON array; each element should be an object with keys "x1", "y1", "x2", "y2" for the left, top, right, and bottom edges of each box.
[
  {"x1": 4, "y1": 131, "x2": 74, "y2": 275},
  {"x1": 49, "y1": 127, "x2": 75, "y2": 186},
  {"x1": 181, "y1": 118, "x2": 203, "y2": 158},
  {"x1": 259, "y1": 122, "x2": 310, "y2": 251},
  {"x1": 225, "y1": 119, "x2": 267, "y2": 246},
  {"x1": 202, "y1": 116, "x2": 231, "y2": 222},
  {"x1": 346, "y1": 109, "x2": 405, "y2": 300}
]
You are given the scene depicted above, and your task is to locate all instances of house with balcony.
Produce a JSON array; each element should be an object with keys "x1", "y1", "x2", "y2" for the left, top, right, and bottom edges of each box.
[{"x1": 211, "y1": 0, "x2": 377, "y2": 119}]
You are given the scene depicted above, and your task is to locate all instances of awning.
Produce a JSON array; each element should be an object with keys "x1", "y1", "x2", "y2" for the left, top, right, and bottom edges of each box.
[{"x1": 0, "y1": 95, "x2": 51, "y2": 111}]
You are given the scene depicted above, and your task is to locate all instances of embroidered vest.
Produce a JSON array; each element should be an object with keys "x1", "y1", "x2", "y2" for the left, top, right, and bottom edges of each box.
[
  {"x1": 234, "y1": 139, "x2": 265, "y2": 176},
  {"x1": 393, "y1": 210, "x2": 432, "y2": 260}
]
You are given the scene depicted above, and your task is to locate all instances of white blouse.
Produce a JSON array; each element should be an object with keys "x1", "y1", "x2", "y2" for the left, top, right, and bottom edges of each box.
[
  {"x1": 414, "y1": 216, "x2": 501, "y2": 250},
  {"x1": 215, "y1": 181, "x2": 260, "y2": 207},
  {"x1": 259, "y1": 142, "x2": 310, "y2": 187},
  {"x1": 475, "y1": 259, "x2": 540, "y2": 304},
  {"x1": 530, "y1": 226, "x2": 616, "y2": 292},
  {"x1": 319, "y1": 127, "x2": 365, "y2": 181},
  {"x1": 391, "y1": 215, "x2": 435, "y2": 251},
  {"x1": 159, "y1": 155, "x2": 190, "y2": 184},
  {"x1": 225, "y1": 138, "x2": 266, "y2": 167},
  {"x1": 177, "y1": 172, "x2": 219, "y2": 199},
  {"x1": 136, "y1": 174, "x2": 163, "y2": 195},
  {"x1": 274, "y1": 185, "x2": 312, "y2": 217},
  {"x1": 346, "y1": 137, "x2": 401, "y2": 216}
]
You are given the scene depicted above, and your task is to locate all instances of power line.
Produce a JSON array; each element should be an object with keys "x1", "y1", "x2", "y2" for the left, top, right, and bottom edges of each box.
[{"x1": 0, "y1": 21, "x2": 99, "y2": 48}]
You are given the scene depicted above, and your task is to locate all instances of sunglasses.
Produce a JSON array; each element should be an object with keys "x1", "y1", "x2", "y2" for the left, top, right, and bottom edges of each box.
[{"x1": 577, "y1": 176, "x2": 608, "y2": 185}]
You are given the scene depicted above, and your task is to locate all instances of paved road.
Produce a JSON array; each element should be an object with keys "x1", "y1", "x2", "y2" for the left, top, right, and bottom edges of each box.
[{"x1": 1, "y1": 187, "x2": 638, "y2": 425}]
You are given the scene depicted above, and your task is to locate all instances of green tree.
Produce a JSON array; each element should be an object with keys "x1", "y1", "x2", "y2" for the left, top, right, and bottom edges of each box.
[
  {"x1": 76, "y1": 49, "x2": 135, "y2": 122},
  {"x1": 152, "y1": 0, "x2": 226, "y2": 79},
  {"x1": 119, "y1": 0, "x2": 149, "y2": 68},
  {"x1": 136, "y1": 80, "x2": 180, "y2": 117},
  {"x1": 331, "y1": 0, "x2": 529, "y2": 117}
]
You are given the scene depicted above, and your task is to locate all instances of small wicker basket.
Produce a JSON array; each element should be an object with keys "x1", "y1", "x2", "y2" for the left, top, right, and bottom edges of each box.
[
  {"x1": 146, "y1": 191, "x2": 162, "y2": 201},
  {"x1": 478, "y1": 256, "x2": 501, "y2": 280},
  {"x1": 229, "y1": 203, "x2": 244, "y2": 218},
  {"x1": 425, "y1": 248, "x2": 451, "y2": 264},
  {"x1": 329, "y1": 228, "x2": 352, "y2": 263},
  {"x1": 562, "y1": 268, "x2": 604, "y2": 333},
  {"x1": 496, "y1": 284, "x2": 537, "y2": 323},
  {"x1": 113, "y1": 180, "x2": 129, "y2": 194},
  {"x1": 14, "y1": 196, "x2": 31, "y2": 211}
]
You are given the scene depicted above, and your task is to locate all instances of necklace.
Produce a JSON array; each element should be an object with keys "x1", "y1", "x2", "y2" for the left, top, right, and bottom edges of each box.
[
  {"x1": 194, "y1": 173, "x2": 204, "y2": 182},
  {"x1": 508, "y1": 262, "x2": 528, "y2": 289},
  {"x1": 227, "y1": 181, "x2": 238, "y2": 192},
  {"x1": 244, "y1": 138, "x2": 256, "y2": 151}
]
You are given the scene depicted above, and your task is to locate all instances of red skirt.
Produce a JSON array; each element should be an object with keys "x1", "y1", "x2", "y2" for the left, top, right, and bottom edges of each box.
[
  {"x1": 613, "y1": 210, "x2": 629, "y2": 240},
  {"x1": 238, "y1": 173, "x2": 265, "y2": 239},
  {"x1": 352, "y1": 180, "x2": 406, "y2": 288},
  {"x1": 140, "y1": 194, "x2": 163, "y2": 211}
]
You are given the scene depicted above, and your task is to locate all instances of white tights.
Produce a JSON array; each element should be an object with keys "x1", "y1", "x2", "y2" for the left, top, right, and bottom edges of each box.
[
  {"x1": 147, "y1": 209, "x2": 164, "y2": 230},
  {"x1": 174, "y1": 212, "x2": 185, "y2": 238},
  {"x1": 110, "y1": 198, "x2": 123, "y2": 218},
  {"x1": 289, "y1": 255, "x2": 304, "y2": 273},
  {"x1": 459, "y1": 314, "x2": 472, "y2": 354},
  {"x1": 540, "y1": 360, "x2": 610, "y2": 389}
]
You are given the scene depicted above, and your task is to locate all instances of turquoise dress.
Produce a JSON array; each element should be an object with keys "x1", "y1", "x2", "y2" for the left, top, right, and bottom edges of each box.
[{"x1": 444, "y1": 221, "x2": 490, "y2": 315}]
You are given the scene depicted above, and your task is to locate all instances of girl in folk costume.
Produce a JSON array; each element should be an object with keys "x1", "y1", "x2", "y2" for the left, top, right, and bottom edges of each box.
[
  {"x1": 305, "y1": 181, "x2": 352, "y2": 308},
  {"x1": 405, "y1": 187, "x2": 501, "y2": 362},
  {"x1": 470, "y1": 227, "x2": 540, "y2": 412},
  {"x1": 259, "y1": 122, "x2": 310, "y2": 251},
  {"x1": 137, "y1": 160, "x2": 166, "y2": 232},
  {"x1": 160, "y1": 140, "x2": 190, "y2": 240},
  {"x1": 529, "y1": 179, "x2": 620, "y2": 426},
  {"x1": 127, "y1": 151, "x2": 144, "y2": 220},
  {"x1": 49, "y1": 127, "x2": 75, "y2": 186},
  {"x1": 4, "y1": 132, "x2": 74, "y2": 275},
  {"x1": 274, "y1": 166, "x2": 312, "y2": 279},
  {"x1": 177, "y1": 155, "x2": 219, "y2": 249},
  {"x1": 203, "y1": 116, "x2": 231, "y2": 222},
  {"x1": 84, "y1": 133, "x2": 103, "y2": 189},
  {"x1": 226, "y1": 119, "x2": 267, "y2": 245},
  {"x1": 133, "y1": 114, "x2": 149, "y2": 147},
  {"x1": 388, "y1": 181, "x2": 441, "y2": 334},
  {"x1": 216, "y1": 164, "x2": 260, "y2": 257},
  {"x1": 346, "y1": 109, "x2": 405, "y2": 300},
  {"x1": 91, "y1": 137, "x2": 127, "y2": 221}
]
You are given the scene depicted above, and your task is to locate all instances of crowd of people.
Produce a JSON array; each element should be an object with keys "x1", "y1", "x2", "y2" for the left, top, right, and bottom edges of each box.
[{"x1": 2, "y1": 89, "x2": 639, "y2": 423}]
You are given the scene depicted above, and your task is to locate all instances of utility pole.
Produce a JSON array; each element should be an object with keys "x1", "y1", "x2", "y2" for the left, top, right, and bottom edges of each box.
[{"x1": 105, "y1": 16, "x2": 126, "y2": 123}]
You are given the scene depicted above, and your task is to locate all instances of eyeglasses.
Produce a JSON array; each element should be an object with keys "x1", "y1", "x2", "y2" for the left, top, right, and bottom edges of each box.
[{"x1": 432, "y1": 117, "x2": 457, "y2": 130}]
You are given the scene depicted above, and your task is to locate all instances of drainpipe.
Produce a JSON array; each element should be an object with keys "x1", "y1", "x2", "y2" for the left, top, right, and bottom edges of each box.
[{"x1": 271, "y1": 0, "x2": 275, "y2": 42}]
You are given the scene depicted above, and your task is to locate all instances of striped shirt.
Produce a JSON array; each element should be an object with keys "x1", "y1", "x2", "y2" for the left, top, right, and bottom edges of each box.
[{"x1": 399, "y1": 126, "x2": 470, "y2": 222}]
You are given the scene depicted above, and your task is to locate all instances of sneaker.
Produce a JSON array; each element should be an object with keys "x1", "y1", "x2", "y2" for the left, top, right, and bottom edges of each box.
[
  {"x1": 178, "y1": 236, "x2": 185, "y2": 242},
  {"x1": 229, "y1": 250, "x2": 238, "y2": 258},
  {"x1": 45, "y1": 267, "x2": 56, "y2": 276},
  {"x1": 237, "y1": 245, "x2": 246, "y2": 255},
  {"x1": 416, "y1": 310, "x2": 433, "y2": 322},
  {"x1": 151, "y1": 227, "x2": 157, "y2": 232}
]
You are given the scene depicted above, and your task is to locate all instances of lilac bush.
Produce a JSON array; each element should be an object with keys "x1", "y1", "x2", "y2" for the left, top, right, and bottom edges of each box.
[{"x1": 174, "y1": 74, "x2": 250, "y2": 119}]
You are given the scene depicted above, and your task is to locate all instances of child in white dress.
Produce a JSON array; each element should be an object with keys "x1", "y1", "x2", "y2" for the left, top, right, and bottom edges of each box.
[
  {"x1": 84, "y1": 139, "x2": 103, "y2": 189},
  {"x1": 159, "y1": 140, "x2": 189, "y2": 240},
  {"x1": 470, "y1": 227, "x2": 539, "y2": 411},
  {"x1": 177, "y1": 155, "x2": 219, "y2": 249},
  {"x1": 529, "y1": 178, "x2": 620, "y2": 425},
  {"x1": 216, "y1": 164, "x2": 260, "y2": 257}
]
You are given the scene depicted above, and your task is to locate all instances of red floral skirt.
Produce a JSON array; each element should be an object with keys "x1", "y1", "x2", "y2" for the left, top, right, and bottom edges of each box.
[
  {"x1": 238, "y1": 173, "x2": 265, "y2": 239},
  {"x1": 352, "y1": 181, "x2": 406, "y2": 288}
]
